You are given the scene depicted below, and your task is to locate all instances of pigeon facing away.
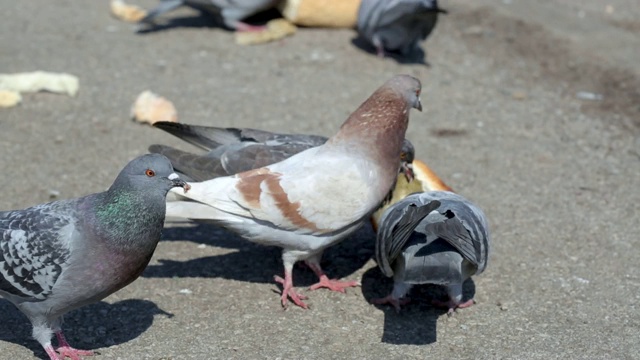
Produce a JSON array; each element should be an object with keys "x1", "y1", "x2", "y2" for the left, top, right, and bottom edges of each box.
[
  {"x1": 148, "y1": 121, "x2": 416, "y2": 182},
  {"x1": 373, "y1": 191, "x2": 490, "y2": 314},
  {"x1": 165, "y1": 74, "x2": 423, "y2": 308},
  {"x1": 0, "y1": 154, "x2": 189, "y2": 360},
  {"x1": 357, "y1": 0, "x2": 447, "y2": 57},
  {"x1": 138, "y1": 0, "x2": 280, "y2": 31}
]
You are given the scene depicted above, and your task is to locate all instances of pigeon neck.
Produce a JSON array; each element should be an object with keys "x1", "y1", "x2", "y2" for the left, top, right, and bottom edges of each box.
[
  {"x1": 90, "y1": 189, "x2": 165, "y2": 251},
  {"x1": 328, "y1": 87, "x2": 409, "y2": 170}
]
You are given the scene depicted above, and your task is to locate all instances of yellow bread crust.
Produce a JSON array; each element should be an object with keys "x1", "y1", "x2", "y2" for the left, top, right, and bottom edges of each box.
[{"x1": 280, "y1": 0, "x2": 361, "y2": 28}]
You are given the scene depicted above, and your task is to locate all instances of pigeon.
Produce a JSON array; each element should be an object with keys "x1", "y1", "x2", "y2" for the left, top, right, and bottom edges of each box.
[
  {"x1": 138, "y1": 0, "x2": 280, "y2": 31},
  {"x1": 164, "y1": 74, "x2": 423, "y2": 308},
  {"x1": 0, "y1": 154, "x2": 189, "y2": 360},
  {"x1": 148, "y1": 121, "x2": 416, "y2": 182},
  {"x1": 357, "y1": 0, "x2": 447, "y2": 57},
  {"x1": 373, "y1": 191, "x2": 490, "y2": 314}
]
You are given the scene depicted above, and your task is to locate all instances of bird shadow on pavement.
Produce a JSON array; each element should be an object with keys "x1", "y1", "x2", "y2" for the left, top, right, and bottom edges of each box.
[
  {"x1": 0, "y1": 298, "x2": 172, "y2": 359},
  {"x1": 135, "y1": 8, "x2": 281, "y2": 34},
  {"x1": 147, "y1": 221, "x2": 376, "y2": 287},
  {"x1": 350, "y1": 36, "x2": 429, "y2": 66},
  {"x1": 135, "y1": 13, "x2": 223, "y2": 34},
  {"x1": 361, "y1": 266, "x2": 477, "y2": 345}
]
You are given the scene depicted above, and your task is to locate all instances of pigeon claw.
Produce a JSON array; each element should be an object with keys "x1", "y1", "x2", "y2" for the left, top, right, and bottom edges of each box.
[
  {"x1": 274, "y1": 275, "x2": 309, "y2": 309},
  {"x1": 56, "y1": 346, "x2": 95, "y2": 360},
  {"x1": 308, "y1": 275, "x2": 359, "y2": 293}
]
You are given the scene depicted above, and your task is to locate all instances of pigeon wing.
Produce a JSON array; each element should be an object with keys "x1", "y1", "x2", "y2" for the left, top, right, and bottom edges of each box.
[{"x1": 0, "y1": 205, "x2": 74, "y2": 300}]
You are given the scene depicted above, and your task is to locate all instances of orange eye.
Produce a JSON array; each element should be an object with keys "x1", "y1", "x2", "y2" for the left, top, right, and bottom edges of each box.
[{"x1": 145, "y1": 169, "x2": 155, "y2": 177}]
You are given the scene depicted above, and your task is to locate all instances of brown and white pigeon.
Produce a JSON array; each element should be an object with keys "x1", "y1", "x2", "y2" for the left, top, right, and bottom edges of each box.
[
  {"x1": 148, "y1": 121, "x2": 416, "y2": 182},
  {"x1": 165, "y1": 74, "x2": 423, "y2": 309},
  {"x1": 0, "y1": 154, "x2": 189, "y2": 360},
  {"x1": 373, "y1": 191, "x2": 490, "y2": 314}
]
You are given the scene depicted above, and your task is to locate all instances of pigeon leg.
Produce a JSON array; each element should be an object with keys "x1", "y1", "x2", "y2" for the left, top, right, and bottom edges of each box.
[
  {"x1": 372, "y1": 36, "x2": 387, "y2": 58},
  {"x1": 305, "y1": 259, "x2": 359, "y2": 293},
  {"x1": 371, "y1": 294, "x2": 411, "y2": 313},
  {"x1": 273, "y1": 257, "x2": 309, "y2": 309},
  {"x1": 55, "y1": 331, "x2": 95, "y2": 359},
  {"x1": 231, "y1": 21, "x2": 267, "y2": 32},
  {"x1": 44, "y1": 344, "x2": 62, "y2": 360},
  {"x1": 274, "y1": 273, "x2": 309, "y2": 309}
]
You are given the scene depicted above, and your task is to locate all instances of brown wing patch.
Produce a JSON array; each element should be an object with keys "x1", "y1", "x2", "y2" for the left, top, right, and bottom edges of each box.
[
  {"x1": 235, "y1": 169, "x2": 322, "y2": 231},
  {"x1": 264, "y1": 176, "x2": 321, "y2": 232},
  {"x1": 413, "y1": 159, "x2": 454, "y2": 192},
  {"x1": 235, "y1": 168, "x2": 273, "y2": 207}
]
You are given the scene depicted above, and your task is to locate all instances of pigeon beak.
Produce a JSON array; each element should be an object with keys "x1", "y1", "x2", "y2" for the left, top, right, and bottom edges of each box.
[
  {"x1": 402, "y1": 163, "x2": 415, "y2": 183},
  {"x1": 414, "y1": 98, "x2": 423, "y2": 112},
  {"x1": 168, "y1": 173, "x2": 190, "y2": 193}
]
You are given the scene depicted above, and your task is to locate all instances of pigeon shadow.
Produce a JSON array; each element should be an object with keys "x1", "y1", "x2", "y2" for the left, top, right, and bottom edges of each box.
[
  {"x1": 361, "y1": 266, "x2": 477, "y2": 345},
  {"x1": 135, "y1": 7, "x2": 281, "y2": 34},
  {"x1": 350, "y1": 36, "x2": 429, "y2": 66},
  {"x1": 0, "y1": 298, "x2": 172, "y2": 359},
  {"x1": 148, "y1": 221, "x2": 376, "y2": 287},
  {"x1": 136, "y1": 13, "x2": 223, "y2": 34}
]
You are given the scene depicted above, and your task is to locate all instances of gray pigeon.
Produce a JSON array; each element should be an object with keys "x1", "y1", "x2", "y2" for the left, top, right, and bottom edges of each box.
[
  {"x1": 138, "y1": 0, "x2": 281, "y2": 31},
  {"x1": 357, "y1": 0, "x2": 447, "y2": 57},
  {"x1": 149, "y1": 121, "x2": 416, "y2": 182},
  {"x1": 0, "y1": 154, "x2": 189, "y2": 360},
  {"x1": 165, "y1": 75, "x2": 423, "y2": 309},
  {"x1": 373, "y1": 191, "x2": 490, "y2": 314}
]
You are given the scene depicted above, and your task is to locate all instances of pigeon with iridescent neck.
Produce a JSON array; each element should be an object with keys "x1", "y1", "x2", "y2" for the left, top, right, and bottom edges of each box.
[{"x1": 0, "y1": 154, "x2": 189, "y2": 360}]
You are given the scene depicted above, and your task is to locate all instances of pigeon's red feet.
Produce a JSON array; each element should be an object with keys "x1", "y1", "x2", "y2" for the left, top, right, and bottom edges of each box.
[
  {"x1": 304, "y1": 261, "x2": 359, "y2": 293},
  {"x1": 308, "y1": 274, "x2": 359, "y2": 293},
  {"x1": 235, "y1": 22, "x2": 267, "y2": 32},
  {"x1": 56, "y1": 347, "x2": 95, "y2": 360},
  {"x1": 371, "y1": 294, "x2": 411, "y2": 312},
  {"x1": 274, "y1": 275, "x2": 309, "y2": 309},
  {"x1": 50, "y1": 330, "x2": 95, "y2": 360},
  {"x1": 431, "y1": 298, "x2": 476, "y2": 316}
]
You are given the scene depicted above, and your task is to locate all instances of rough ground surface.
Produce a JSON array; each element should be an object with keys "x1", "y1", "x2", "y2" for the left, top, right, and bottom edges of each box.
[{"x1": 1, "y1": 0, "x2": 639, "y2": 359}]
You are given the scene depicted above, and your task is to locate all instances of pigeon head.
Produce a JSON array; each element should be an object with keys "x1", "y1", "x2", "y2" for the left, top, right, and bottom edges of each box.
[
  {"x1": 387, "y1": 74, "x2": 422, "y2": 111},
  {"x1": 400, "y1": 139, "x2": 415, "y2": 181},
  {"x1": 110, "y1": 154, "x2": 190, "y2": 195}
]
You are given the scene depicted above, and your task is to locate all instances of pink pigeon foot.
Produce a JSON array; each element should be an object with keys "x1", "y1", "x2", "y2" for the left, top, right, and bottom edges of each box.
[
  {"x1": 54, "y1": 331, "x2": 95, "y2": 360},
  {"x1": 371, "y1": 294, "x2": 411, "y2": 312},
  {"x1": 308, "y1": 274, "x2": 360, "y2": 292},
  {"x1": 304, "y1": 261, "x2": 359, "y2": 292},
  {"x1": 274, "y1": 275, "x2": 309, "y2": 309},
  {"x1": 56, "y1": 347, "x2": 95, "y2": 360},
  {"x1": 234, "y1": 22, "x2": 267, "y2": 32},
  {"x1": 431, "y1": 298, "x2": 476, "y2": 316}
]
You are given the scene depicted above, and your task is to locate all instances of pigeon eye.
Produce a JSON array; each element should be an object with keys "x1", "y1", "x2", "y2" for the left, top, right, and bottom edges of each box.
[
  {"x1": 400, "y1": 153, "x2": 407, "y2": 161},
  {"x1": 145, "y1": 169, "x2": 155, "y2": 177}
]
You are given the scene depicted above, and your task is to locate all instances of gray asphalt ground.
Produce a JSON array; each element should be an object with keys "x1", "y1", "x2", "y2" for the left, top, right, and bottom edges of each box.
[{"x1": 1, "y1": 0, "x2": 639, "y2": 359}]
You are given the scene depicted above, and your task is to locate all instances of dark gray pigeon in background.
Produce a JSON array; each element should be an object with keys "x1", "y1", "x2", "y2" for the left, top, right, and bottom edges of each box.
[
  {"x1": 373, "y1": 191, "x2": 490, "y2": 314},
  {"x1": 138, "y1": 0, "x2": 281, "y2": 31},
  {"x1": 357, "y1": 0, "x2": 447, "y2": 57},
  {"x1": 149, "y1": 121, "x2": 416, "y2": 182},
  {"x1": 0, "y1": 154, "x2": 189, "y2": 360}
]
